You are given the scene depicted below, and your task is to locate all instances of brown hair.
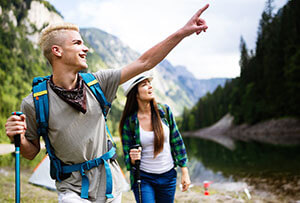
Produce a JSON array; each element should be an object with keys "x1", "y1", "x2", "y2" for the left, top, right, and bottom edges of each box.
[{"x1": 119, "y1": 82, "x2": 164, "y2": 158}]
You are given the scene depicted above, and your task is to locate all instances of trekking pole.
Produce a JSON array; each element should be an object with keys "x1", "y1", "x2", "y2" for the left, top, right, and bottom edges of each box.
[
  {"x1": 12, "y1": 111, "x2": 23, "y2": 203},
  {"x1": 131, "y1": 144, "x2": 142, "y2": 203}
]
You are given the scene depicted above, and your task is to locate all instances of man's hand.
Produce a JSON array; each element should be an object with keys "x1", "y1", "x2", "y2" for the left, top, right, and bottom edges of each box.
[
  {"x1": 180, "y1": 4, "x2": 209, "y2": 37},
  {"x1": 5, "y1": 114, "x2": 41, "y2": 160},
  {"x1": 5, "y1": 114, "x2": 27, "y2": 142},
  {"x1": 119, "y1": 3, "x2": 209, "y2": 85}
]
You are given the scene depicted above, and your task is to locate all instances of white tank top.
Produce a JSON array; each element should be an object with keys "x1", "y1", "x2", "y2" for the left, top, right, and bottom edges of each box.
[{"x1": 139, "y1": 121, "x2": 174, "y2": 174}]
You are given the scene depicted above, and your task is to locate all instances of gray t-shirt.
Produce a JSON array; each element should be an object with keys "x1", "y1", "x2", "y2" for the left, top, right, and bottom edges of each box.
[{"x1": 21, "y1": 69, "x2": 125, "y2": 202}]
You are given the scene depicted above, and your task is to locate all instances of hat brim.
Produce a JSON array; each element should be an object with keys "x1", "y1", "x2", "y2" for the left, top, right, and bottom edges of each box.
[{"x1": 124, "y1": 75, "x2": 153, "y2": 97}]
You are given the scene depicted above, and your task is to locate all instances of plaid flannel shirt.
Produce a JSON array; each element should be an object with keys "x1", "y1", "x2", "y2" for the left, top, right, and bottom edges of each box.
[{"x1": 121, "y1": 103, "x2": 188, "y2": 187}]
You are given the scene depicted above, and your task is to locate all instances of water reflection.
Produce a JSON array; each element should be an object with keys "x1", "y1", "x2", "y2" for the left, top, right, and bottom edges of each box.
[
  {"x1": 188, "y1": 159, "x2": 233, "y2": 184},
  {"x1": 183, "y1": 137, "x2": 300, "y2": 179}
]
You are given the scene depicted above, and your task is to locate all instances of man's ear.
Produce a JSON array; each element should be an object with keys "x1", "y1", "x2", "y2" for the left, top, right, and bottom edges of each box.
[{"x1": 51, "y1": 45, "x2": 63, "y2": 57}]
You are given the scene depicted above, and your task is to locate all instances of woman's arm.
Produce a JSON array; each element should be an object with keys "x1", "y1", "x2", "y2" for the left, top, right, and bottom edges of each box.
[
  {"x1": 181, "y1": 167, "x2": 191, "y2": 192},
  {"x1": 121, "y1": 118, "x2": 135, "y2": 171},
  {"x1": 167, "y1": 104, "x2": 188, "y2": 167}
]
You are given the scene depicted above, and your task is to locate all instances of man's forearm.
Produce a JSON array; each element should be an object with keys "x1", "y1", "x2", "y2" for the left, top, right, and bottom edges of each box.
[
  {"x1": 138, "y1": 29, "x2": 185, "y2": 70},
  {"x1": 20, "y1": 138, "x2": 40, "y2": 160},
  {"x1": 120, "y1": 29, "x2": 185, "y2": 84},
  {"x1": 119, "y1": 4, "x2": 209, "y2": 85}
]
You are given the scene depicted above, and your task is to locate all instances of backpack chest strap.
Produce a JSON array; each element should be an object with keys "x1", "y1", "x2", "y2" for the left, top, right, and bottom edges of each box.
[{"x1": 62, "y1": 147, "x2": 116, "y2": 199}]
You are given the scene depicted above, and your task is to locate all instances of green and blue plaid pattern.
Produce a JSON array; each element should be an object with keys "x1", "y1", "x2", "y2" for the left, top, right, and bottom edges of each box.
[{"x1": 121, "y1": 103, "x2": 188, "y2": 187}]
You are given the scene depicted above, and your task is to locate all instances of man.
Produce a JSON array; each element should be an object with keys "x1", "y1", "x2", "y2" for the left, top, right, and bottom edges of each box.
[{"x1": 5, "y1": 4, "x2": 209, "y2": 202}]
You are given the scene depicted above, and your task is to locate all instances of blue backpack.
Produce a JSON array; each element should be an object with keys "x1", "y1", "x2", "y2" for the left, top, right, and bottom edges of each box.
[{"x1": 32, "y1": 73, "x2": 116, "y2": 199}]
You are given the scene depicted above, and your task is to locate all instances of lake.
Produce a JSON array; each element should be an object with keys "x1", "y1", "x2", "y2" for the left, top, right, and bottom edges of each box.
[{"x1": 182, "y1": 136, "x2": 300, "y2": 197}]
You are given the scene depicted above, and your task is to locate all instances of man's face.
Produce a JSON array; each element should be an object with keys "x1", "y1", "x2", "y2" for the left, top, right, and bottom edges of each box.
[{"x1": 60, "y1": 30, "x2": 89, "y2": 71}]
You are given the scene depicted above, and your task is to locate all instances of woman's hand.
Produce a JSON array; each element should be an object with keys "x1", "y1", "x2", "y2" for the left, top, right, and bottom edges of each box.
[
  {"x1": 181, "y1": 167, "x2": 191, "y2": 192},
  {"x1": 129, "y1": 147, "x2": 142, "y2": 165}
]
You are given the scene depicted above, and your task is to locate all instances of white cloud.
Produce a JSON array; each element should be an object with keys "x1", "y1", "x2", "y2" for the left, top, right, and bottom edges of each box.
[{"x1": 48, "y1": 0, "x2": 288, "y2": 79}]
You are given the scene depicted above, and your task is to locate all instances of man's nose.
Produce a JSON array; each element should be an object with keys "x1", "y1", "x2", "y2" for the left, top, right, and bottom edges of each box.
[{"x1": 83, "y1": 45, "x2": 89, "y2": 53}]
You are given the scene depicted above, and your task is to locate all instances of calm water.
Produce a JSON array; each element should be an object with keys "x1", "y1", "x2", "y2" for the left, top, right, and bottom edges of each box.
[{"x1": 183, "y1": 136, "x2": 300, "y2": 183}]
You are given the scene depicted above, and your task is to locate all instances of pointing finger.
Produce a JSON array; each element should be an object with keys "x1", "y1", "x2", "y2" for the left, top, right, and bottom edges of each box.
[{"x1": 195, "y1": 4, "x2": 209, "y2": 17}]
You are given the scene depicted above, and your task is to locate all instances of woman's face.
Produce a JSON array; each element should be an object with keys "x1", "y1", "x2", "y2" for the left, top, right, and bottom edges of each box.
[{"x1": 136, "y1": 79, "x2": 154, "y2": 102}]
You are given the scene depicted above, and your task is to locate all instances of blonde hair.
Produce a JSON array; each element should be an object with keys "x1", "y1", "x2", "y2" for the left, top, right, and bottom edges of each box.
[{"x1": 39, "y1": 22, "x2": 79, "y2": 63}]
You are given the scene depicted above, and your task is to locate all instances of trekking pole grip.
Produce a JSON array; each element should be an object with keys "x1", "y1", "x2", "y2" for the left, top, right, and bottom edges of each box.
[
  {"x1": 14, "y1": 135, "x2": 20, "y2": 148},
  {"x1": 130, "y1": 144, "x2": 141, "y2": 164},
  {"x1": 11, "y1": 111, "x2": 23, "y2": 203},
  {"x1": 130, "y1": 144, "x2": 142, "y2": 203},
  {"x1": 130, "y1": 144, "x2": 141, "y2": 172},
  {"x1": 12, "y1": 112, "x2": 23, "y2": 147}
]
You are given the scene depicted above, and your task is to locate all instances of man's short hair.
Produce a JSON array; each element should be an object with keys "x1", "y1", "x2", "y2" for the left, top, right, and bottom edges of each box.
[{"x1": 39, "y1": 22, "x2": 79, "y2": 63}]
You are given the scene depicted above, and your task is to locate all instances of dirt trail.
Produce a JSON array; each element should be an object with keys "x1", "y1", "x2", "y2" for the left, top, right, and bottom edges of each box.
[
  {"x1": 0, "y1": 142, "x2": 46, "y2": 155},
  {"x1": 0, "y1": 167, "x2": 294, "y2": 203},
  {"x1": 0, "y1": 144, "x2": 15, "y2": 155}
]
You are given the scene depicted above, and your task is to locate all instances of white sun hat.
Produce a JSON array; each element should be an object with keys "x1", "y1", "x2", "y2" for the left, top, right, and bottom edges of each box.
[{"x1": 124, "y1": 74, "x2": 153, "y2": 97}]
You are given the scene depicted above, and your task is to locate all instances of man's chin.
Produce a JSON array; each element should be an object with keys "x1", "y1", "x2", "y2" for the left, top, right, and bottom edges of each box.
[
  {"x1": 81, "y1": 64, "x2": 88, "y2": 69},
  {"x1": 76, "y1": 64, "x2": 88, "y2": 72}
]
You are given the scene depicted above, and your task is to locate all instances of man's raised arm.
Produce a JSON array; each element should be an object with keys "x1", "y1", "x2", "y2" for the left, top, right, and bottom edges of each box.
[{"x1": 119, "y1": 4, "x2": 209, "y2": 85}]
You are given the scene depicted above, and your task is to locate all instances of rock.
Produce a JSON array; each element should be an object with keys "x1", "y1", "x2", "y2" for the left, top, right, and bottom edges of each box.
[
  {"x1": 185, "y1": 113, "x2": 300, "y2": 146},
  {"x1": 22, "y1": 1, "x2": 64, "y2": 45}
]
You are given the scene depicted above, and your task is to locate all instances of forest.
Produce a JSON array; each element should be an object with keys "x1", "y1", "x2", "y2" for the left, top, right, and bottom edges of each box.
[
  {"x1": 0, "y1": 0, "x2": 51, "y2": 142},
  {"x1": 0, "y1": 0, "x2": 125, "y2": 143},
  {"x1": 1, "y1": 0, "x2": 299, "y2": 142},
  {"x1": 179, "y1": 0, "x2": 300, "y2": 131}
]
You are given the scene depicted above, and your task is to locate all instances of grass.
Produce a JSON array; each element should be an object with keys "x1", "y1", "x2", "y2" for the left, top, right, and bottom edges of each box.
[
  {"x1": 0, "y1": 149, "x2": 47, "y2": 168},
  {"x1": 0, "y1": 166, "x2": 286, "y2": 203},
  {"x1": 0, "y1": 167, "x2": 57, "y2": 202},
  {"x1": 0, "y1": 150, "x2": 294, "y2": 202}
]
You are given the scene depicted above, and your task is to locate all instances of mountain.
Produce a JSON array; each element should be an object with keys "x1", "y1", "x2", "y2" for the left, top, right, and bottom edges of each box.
[
  {"x1": 157, "y1": 60, "x2": 228, "y2": 104},
  {"x1": 180, "y1": 0, "x2": 300, "y2": 132},
  {"x1": 0, "y1": 0, "x2": 227, "y2": 143},
  {"x1": 80, "y1": 28, "x2": 228, "y2": 114},
  {"x1": 2, "y1": 0, "x2": 227, "y2": 115},
  {"x1": 0, "y1": 0, "x2": 63, "y2": 142}
]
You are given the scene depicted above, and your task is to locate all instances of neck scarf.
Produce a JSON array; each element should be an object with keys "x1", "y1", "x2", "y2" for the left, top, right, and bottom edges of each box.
[{"x1": 49, "y1": 74, "x2": 87, "y2": 114}]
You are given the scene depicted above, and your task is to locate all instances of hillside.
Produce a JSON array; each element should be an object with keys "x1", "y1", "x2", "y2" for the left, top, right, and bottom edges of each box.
[
  {"x1": 80, "y1": 28, "x2": 227, "y2": 114},
  {"x1": 180, "y1": 0, "x2": 300, "y2": 132},
  {"x1": 184, "y1": 114, "x2": 300, "y2": 149},
  {"x1": 0, "y1": 0, "x2": 226, "y2": 142},
  {"x1": 0, "y1": 0, "x2": 62, "y2": 142}
]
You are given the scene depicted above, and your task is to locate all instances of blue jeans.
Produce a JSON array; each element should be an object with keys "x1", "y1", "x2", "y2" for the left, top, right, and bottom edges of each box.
[{"x1": 132, "y1": 168, "x2": 177, "y2": 203}]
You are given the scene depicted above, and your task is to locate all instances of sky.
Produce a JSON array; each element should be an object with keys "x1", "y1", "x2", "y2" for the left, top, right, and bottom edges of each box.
[{"x1": 47, "y1": 0, "x2": 288, "y2": 79}]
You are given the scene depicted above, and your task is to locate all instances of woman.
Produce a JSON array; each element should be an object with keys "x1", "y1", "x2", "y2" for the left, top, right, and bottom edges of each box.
[{"x1": 119, "y1": 75, "x2": 191, "y2": 203}]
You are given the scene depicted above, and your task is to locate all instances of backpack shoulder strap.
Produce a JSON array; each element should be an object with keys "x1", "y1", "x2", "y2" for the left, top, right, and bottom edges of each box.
[
  {"x1": 31, "y1": 75, "x2": 116, "y2": 198},
  {"x1": 80, "y1": 73, "x2": 115, "y2": 145},
  {"x1": 32, "y1": 76, "x2": 50, "y2": 131},
  {"x1": 32, "y1": 76, "x2": 69, "y2": 181},
  {"x1": 80, "y1": 73, "x2": 111, "y2": 119}
]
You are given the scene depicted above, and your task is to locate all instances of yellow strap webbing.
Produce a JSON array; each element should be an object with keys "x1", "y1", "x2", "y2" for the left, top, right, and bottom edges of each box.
[
  {"x1": 87, "y1": 79, "x2": 97, "y2": 87},
  {"x1": 33, "y1": 90, "x2": 47, "y2": 97}
]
